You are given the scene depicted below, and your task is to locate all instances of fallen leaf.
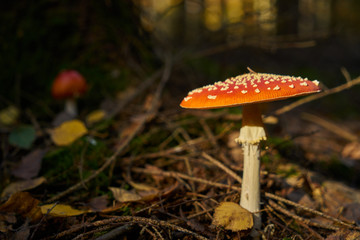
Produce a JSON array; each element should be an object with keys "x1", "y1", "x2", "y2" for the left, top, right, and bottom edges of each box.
[
  {"x1": 88, "y1": 195, "x2": 109, "y2": 212},
  {"x1": 341, "y1": 202, "x2": 360, "y2": 225},
  {"x1": 11, "y1": 148, "x2": 48, "y2": 180},
  {"x1": 212, "y1": 202, "x2": 253, "y2": 232},
  {"x1": 1, "y1": 177, "x2": 46, "y2": 198},
  {"x1": 0, "y1": 106, "x2": 19, "y2": 126},
  {"x1": 50, "y1": 119, "x2": 88, "y2": 146},
  {"x1": 86, "y1": 110, "x2": 106, "y2": 125},
  {"x1": 326, "y1": 229, "x2": 360, "y2": 240},
  {"x1": 0, "y1": 192, "x2": 42, "y2": 222},
  {"x1": 40, "y1": 204, "x2": 88, "y2": 217},
  {"x1": 8, "y1": 125, "x2": 36, "y2": 149},
  {"x1": 128, "y1": 181, "x2": 158, "y2": 192},
  {"x1": 109, "y1": 187, "x2": 142, "y2": 202},
  {"x1": 13, "y1": 222, "x2": 30, "y2": 240},
  {"x1": 342, "y1": 142, "x2": 360, "y2": 160}
]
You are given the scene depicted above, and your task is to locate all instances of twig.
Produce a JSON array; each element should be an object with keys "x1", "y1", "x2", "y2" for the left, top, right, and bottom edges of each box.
[
  {"x1": 274, "y1": 76, "x2": 360, "y2": 116},
  {"x1": 268, "y1": 200, "x2": 339, "y2": 231},
  {"x1": 51, "y1": 216, "x2": 208, "y2": 240},
  {"x1": 199, "y1": 119, "x2": 218, "y2": 148},
  {"x1": 301, "y1": 112, "x2": 358, "y2": 142},
  {"x1": 201, "y1": 152, "x2": 242, "y2": 184},
  {"x1": 133, "y1": 167, "x2": 360, "y2": 231},
  {"x1": 46, "y1": 57, "x2": 173, "y2": 203},
  {"x1": 74, "y1": 225, "x2": 122, "y2": 240},
  {"x1": 132, "y1": 167, "x2": 241, "y2": 192},
  {"x1": 106, "y1": 69, "x2": 163, "y2": 119},
  {"x1": 264, "y1": 192, "x2": 359, "y2": 230}
]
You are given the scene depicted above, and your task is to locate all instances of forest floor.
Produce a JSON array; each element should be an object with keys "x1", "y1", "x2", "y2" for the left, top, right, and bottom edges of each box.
[{"x1": 1, "y1": 53, "x2": 360, "y2": 240}]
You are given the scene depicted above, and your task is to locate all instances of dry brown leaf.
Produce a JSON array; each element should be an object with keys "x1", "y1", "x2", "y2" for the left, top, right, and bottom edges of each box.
[
  {"x1": 128, "y1": 181, "x2": 158, "y2": 192},
  {"x1": 11, "y1": 148, "x2": 48, "y2": 180},
  {"x1": 109, "y1": 187, "x2": 142, "y2": 202},
  {"x1": 342, "y1": 142, "x2": 360, "y2": 160},
  {"x1": 40, "y1": 204, "x2": 88, "y2": 217},
  {"x1": 212, "y1": 202, "x2": 253, "y2": 232},
  {"x1": 1, "y1": 177, "x2": 46, "y2": 198},
  {"x1": 50, "y1": 119, "x2": 88, "y2": 146},
  {"x1": 88, "y1": 195, "x2": 109, "y2": 212},
  {"x1": 144, "y1": 165, "x2": 165, "y2": 184},
  {"x1": 0, "y1": 192, "x2": 42, "y2": 222}
]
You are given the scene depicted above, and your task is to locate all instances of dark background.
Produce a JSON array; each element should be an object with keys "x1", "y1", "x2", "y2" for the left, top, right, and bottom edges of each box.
[{"x1": 0, "y1": 0, "x2": 359, "y2": 118}]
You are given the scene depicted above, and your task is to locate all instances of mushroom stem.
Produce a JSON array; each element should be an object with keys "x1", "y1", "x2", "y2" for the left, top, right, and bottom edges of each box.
[
  {"x1": 65, "y1": 99, "x2": 77, "y2": 116},
  {"x1": 236, "y1": 104, "x2": 266, "y2": 238},
  {"x1": 241, "y1": 143, "x2": 261, "y2": 238}
]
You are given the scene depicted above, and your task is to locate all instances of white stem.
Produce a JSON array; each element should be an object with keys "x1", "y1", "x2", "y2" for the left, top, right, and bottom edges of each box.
[
  {"x1": 235, "y1": 104, "x2": 265, "y2": 239},
  {"x1": 241, "y1": 142, "x2": 261, "y2": 238},
  {"x1": 65, "y1": 99, "x2": 77, "y2": 116}
]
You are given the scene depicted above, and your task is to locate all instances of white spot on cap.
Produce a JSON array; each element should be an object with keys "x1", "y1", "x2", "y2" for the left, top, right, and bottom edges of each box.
[
  {"x1": 207, "y1": 95, "x2": 217, "y2": 99},
  {"x1": 184, "y1": 96, "x2": 192, "y2": 102},
  {"x1": 300, "y1": 82, "x2": 308, "y2": 86},
  {"x1": 265, "y1": 81, "x2": 270, "y2": 84},
  {"x1": 273, "y1": 85, "x2": 280, "y2": 90},
  {"x1": 227, "y1": 91, "x2": 233, "y2": 93},
  {"x1": 312, "y1": 80, "x2": 319, "y2": 86},
  {"x1": 255, "y1": 88, "x2": 260, "y2": 93},
  {"x1": 234, "y1": 86, "x2": 239, "y2": 89},
  {"x1": 289, "y1": 84, "x2": 295, "y2": 88},
  {"x1": 241, "y1": 90, "x2": 247, "y2": 94}
]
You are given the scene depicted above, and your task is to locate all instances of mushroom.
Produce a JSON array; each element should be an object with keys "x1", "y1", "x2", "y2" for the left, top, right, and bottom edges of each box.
[
  {"x1": 180, "y1": 68, "x2": 321, "y2": 237},
  {"x1": 51, "y1": 70, "x2": 88, "y2": 117}
]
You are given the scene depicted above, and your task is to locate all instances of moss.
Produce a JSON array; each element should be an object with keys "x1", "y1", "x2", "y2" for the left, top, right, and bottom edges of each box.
[{"x1": 42, "y1": 137, "x2": 111, "y2": 191}]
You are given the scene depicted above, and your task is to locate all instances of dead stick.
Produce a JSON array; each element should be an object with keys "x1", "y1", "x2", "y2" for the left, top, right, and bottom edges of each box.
[
  {"x1": 268, "y1": 200, "x2": 339, "y2": 231},
  {"x1": 264, "y1": 192, "x2": 359, "y2": 230},
  {"x1": 302, "y1": 112, "x2": 358, "y2": 142},
  {"x1": 132, "y1": 167, "x2": 241, "y2": 192},
  {"x1": 274, "y1": 76, "x2": 360, "y2": 116},
  {"x1": 52, "y1": 216, "x2": 208, "y2": 240},
  {"x1": 201, "y1": 152, "x2": 242, "y2": 184},
  {"x1": 46, "y1": 58, "x2": 173, "y2": 203}
]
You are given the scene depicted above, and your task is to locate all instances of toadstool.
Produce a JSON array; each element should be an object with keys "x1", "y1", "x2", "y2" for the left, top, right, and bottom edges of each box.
[
  {"x1": 180, "y1": 68, "x2": 321, "y2": 237},
  {"x1": 51, "y1": 70, "x2": 88, "y2": 117}
]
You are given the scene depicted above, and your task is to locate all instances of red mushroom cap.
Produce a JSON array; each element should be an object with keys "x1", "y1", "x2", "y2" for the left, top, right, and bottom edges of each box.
[
  {"x1": 180, "y1": 72, "x2": 321, "y2": 109},
  {"x1": 51, "y1": 70, "x2": 88, "y2": 99}
]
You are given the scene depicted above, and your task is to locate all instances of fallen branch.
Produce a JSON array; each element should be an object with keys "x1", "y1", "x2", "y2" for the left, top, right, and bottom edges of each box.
[
  {"x1": 301, "y1": 112, "x2": 358, "y2": 142},
  {"x1": 274, "y1": 75, "x2": 360, "y2": 116},
  {"x1": 201, "y1": 152, "x2": 242, "y2": 184},
  {"x1": 268, "y1": 200, "x2": 339, "y2": 231},
  {"x1": 50, "y1": 216, "x2": 208, "y2": 240}
]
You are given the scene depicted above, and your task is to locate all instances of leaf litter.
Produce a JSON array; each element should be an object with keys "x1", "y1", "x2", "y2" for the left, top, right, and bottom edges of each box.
[{"x1": 1, "y1": 61, "x2": 360, "y2": 239}]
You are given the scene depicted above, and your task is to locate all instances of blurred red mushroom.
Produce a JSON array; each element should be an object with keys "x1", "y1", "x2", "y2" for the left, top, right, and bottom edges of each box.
[
  {"x1": 180, "y1": 68, "x2": 321, "y2": 237},
  {"x1": 51, "y1": 70, "x2": 88, "y2": 116}
]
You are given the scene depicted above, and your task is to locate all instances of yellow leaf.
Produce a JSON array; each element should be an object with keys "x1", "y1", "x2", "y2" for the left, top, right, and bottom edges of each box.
[
  {"x1": 212, "y1": 202, "x2": 253, "y2": 232},
  {"x1": 1, "y1": 177, "x2": 46, "y2": 198},
  {"x1": 0, "y1": 192, "x2": 42, "y2": 222},
  {"x1": 0, "y1": 106, "x2": 19, "y2": 126},
  {"x1": 86, "y1": 110, "x2": 106, "y2": 125},
  {"x1": 50, "y1": 120, "x2": 88, "y2": 146},
  {"x1": 40, "y1": 204, "x2": 88, "y2": 217}
]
